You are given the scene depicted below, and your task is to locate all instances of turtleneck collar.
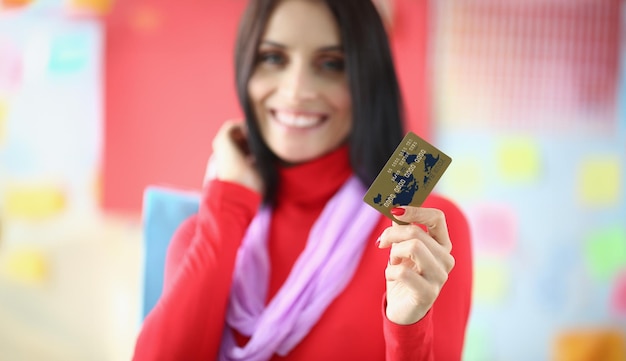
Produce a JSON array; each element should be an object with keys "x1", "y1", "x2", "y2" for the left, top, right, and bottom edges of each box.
[{"x1": 275, "y1": 145, "x2": 353, "y2": 207}]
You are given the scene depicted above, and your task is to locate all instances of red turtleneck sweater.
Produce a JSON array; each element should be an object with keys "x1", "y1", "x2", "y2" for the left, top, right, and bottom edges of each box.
[{"x1": 133, "y1": 146, "x2": 472, "y2": 360}]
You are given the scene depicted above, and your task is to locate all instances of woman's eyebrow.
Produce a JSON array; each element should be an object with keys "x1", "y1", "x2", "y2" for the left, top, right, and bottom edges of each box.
[
  {"x1": 260, "y1": 40, "x2": 286, "y2": 49},
  {"x1": 317, "y1": 45, "x2": 343, "y2": 53},
  {"x1": 259, "y1": 40, "x2": 343, "y2": 53}
]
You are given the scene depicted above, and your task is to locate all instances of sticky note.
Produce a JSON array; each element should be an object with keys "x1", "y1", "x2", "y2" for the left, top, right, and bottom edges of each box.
[
  {"x1": 578, "y1": 156, "x2": 622, "y2": 207},
  {"x1": 4, "y1": 184, "x2": 67, "y2": 220},
  {"x1": 0, "y1": 40, "x2": 22, "y2": 92},
  {"x1": 470, "y1": 203, "x2": 517, "y2": 256},
  {"x1": 441, "y1": 156, "x2": 485, "y2": 197},
  {"x1": 66, "y1": 0, "x2": 113, "y2": 15},
  {"x1": 462, "y1": 325, "x2": 491, "y2": 361},
  {"x1": 0, "y1": 0, "x2": 33, "y2": 9},
  {"x1": 1, "y1": 248, "x2": 48, "y2": 285},
  {"x1": 611, "y1": 270, "x2": 626, "y2": 317},
  {"x1": 473, "y1": 260, "x2": 509, "y2": 303},
  {"x1": 584, "y1": 226, "x2": 626, "y2": 281},
  {"x1": 48, "y1": 33, "x2": 89, "y2": 73},
  {"x1": 553, "y1": 328, "x2": 626, "y2": 361},
  {"x1": 497, "y1": 138, "x2": 541, "y2": 183}
]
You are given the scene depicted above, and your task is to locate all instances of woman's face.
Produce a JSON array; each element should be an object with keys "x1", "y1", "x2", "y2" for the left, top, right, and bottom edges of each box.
[{"x1": 248, "y1": 0, "x2": 352, "y2": 164}]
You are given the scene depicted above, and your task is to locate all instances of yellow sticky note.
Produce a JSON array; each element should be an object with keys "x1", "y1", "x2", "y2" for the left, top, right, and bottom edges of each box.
[
  {"x1": 553, "y1": 328, "x2": 626, "y2": 361},
  {"x1": 473, "y1": 260, "x2": 509, "y2": 304},
  {"x1": 1, "y1": 248, "x2": 48, "y2": 285},
  {"x1": 5, "y1": 184, "x2": 66, "y2": 220},
  {"x1": 578, "y1": 156, "x2": 622, "y2": 207},
  {"x1": 497, "y1": 138, "x2": 541, "y2": 183},
  {"x1": 441, "y1": 156, "x2": 485, "y2": 197}
]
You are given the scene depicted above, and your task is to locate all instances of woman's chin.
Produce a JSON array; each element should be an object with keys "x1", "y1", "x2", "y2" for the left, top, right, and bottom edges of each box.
[
  {"x1": 275, "y1": 153, "x2": 315, "y2": 166},
  {"x1": 271, "y1": 147, "x2": 322, "y2": 166}
]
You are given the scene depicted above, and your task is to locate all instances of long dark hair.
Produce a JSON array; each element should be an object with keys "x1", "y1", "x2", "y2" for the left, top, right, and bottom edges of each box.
[{"x1": 234, "y1": 0, "x2": 405, "y2": 204}]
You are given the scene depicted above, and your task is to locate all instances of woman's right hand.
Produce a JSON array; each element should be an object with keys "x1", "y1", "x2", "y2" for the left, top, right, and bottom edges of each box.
[{"x1": 205, "y1": 120, "x2": 263, "y2": 194}]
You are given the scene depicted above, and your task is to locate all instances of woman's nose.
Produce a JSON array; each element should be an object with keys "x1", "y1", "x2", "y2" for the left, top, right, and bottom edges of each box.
[{"x1": 278, "y1": 61, "x2": 316, "y2": 100}]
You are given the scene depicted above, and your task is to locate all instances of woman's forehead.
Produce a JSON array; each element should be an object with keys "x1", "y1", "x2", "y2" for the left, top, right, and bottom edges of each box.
[{"x1": 261, "y1": 0, "x2": 341, "y2": 48}]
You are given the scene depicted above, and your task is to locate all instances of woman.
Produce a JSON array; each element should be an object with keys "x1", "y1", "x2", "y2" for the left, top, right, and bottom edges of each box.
[{"x1": 133, "y1": 0, "x2": 472, "y2": 360}]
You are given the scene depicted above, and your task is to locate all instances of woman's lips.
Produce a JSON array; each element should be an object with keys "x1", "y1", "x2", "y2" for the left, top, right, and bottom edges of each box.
[{"x1": 270, "y1": 109, "x2": 328, "y2": 129}]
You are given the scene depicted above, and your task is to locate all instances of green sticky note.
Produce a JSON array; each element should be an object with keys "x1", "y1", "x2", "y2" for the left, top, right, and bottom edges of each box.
[
  {"x1": 585, "y1": 226, "x2": 626, "y2": 281},
  {"x1": 462, "y1": 324, "x2": 491, "y2": 361},
  {"x1": 497, "y1": 138, "x2": 541, "y2": 183},
  {"x1": 578, "y1": 156, "x2": 622, "y2": 207}
]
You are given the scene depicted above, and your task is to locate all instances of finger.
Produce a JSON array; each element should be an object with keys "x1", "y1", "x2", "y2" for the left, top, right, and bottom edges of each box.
[
  {"x1": 388, "y1": 240, "x2": 450, "y2": 284},
  {"x1": 419, "y1": 237, "x2": 456, "y2": 273},
  {"x1": 378, "y1": 220, "x2": 448, "y2": 252},
  {"x1": 390, "y1": 206, "x2": 451, "y2": 251},
  {"x1": 212, "y1": 121, "x2": 232, "y2": 152},
  {"x1": 207, "y1": 121, "x2": 241, "y2": 185},
  {"x1": 384, "y1": 266, "x2": 436, "y2": 321},
  {"x1": 379, "y1": 231, "x2": 456, "y2": 272},
  {"x1": 377, "y1": 223, "x2": 428, "y2": 249},
  {"x1": 385, "y1": 261, "x2": 428, "y2": 287},
  {"x1": 203, "y1": 154, "x2": 217, "y2": 185}
]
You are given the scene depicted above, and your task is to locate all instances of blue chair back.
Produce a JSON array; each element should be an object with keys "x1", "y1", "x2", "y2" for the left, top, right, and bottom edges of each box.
[{"x1": 141, "y1": 186, "x2": 200, "y2": 319}]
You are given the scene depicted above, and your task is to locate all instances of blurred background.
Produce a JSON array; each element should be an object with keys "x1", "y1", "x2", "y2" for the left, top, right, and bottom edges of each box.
[{"x1": 0, "y1": 0, "x2": 624, "y2": 360}]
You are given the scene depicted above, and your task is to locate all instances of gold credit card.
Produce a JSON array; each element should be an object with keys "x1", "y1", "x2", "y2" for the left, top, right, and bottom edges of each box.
[{"x1": 363, "y1": 131, "x2": 452, "y2": 224}]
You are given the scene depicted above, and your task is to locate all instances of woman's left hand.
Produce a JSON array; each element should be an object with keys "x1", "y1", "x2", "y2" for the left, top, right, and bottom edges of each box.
[{"x1": 377, "y1": 206, "x2": 455, "y2": 325}]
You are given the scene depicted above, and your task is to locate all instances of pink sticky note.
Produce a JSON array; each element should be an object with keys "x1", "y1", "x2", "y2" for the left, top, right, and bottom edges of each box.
[
  {"x1": 0, "y1": 39, "x2": 22, "y2": 92},
  {"x1": 611, "y1": 269, "x2": 626, "y2": 318},
  {"x1": 470, "y1": 203, "x2": 518, "y2": 256}
]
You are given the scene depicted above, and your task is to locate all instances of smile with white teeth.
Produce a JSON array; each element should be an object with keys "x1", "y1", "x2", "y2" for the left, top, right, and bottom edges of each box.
[{"x1": 272, "y1": 110, "x2": 326, "y2": 128}]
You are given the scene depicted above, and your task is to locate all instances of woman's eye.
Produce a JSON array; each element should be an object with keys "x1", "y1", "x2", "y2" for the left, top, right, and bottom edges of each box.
[
  {"x1": 258, "y1": 52, "x2": 285, "y2": 65},
  {"x1": 318, "y1": 57, "x2": 345, "y2": 72}
]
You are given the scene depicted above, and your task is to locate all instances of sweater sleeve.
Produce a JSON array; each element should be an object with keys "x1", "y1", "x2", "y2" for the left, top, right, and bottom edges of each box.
[
  {"x1": 382, "y1": 295, "x2": 435, "y2": 360},
  {"x1": 382, "y1": 194, "x2": 473, "y2": 361},
  {"x1": 132, "y1": 180, "x2": 261, "y2": 361}
]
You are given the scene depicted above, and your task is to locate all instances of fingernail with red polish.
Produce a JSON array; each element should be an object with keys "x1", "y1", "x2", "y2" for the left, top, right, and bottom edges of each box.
[
  {"x1": 390, "y1": 207, "x2": 405, "y2": 216},
  {"x1": 375, "y1": 237, "x2": 381, "y2": 248}
]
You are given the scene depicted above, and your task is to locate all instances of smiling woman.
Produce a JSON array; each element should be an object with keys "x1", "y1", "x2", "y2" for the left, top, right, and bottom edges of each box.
[
  {"x1": 233, "y1": 0, "x2": 406, "y2": 205},
  {"x1": 132, "y1": 0, "x2": 472, "y2": 360},
  {"x1": 247, "y1": 0, "x2": 352, "y2": 165}
]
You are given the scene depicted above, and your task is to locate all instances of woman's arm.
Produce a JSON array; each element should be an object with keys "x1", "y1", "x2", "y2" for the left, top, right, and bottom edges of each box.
[{"x1": 380, "y1": 195, "x2": 472, "y2": 360}]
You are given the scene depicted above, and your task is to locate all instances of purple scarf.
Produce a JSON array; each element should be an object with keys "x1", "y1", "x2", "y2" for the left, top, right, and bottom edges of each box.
[{"x1": 218, "y1": 176, "x2": 380, "y2": 361}]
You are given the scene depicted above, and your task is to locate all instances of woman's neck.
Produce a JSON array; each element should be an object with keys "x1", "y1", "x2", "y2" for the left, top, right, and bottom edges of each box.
[{"x1": 275, "y1": 145, "x2": 352, "y2": 207}]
